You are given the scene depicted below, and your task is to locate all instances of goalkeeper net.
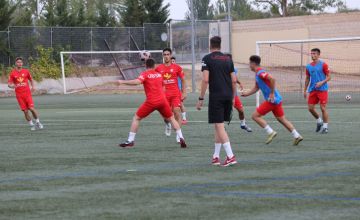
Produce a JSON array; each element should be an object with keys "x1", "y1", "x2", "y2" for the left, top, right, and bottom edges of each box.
[
  {"x1": 60, "y1": 50, "x2": 163, "y2": 94},
  {"x1": 256, "y1": 37, "x2": 360, "y2": 105}
]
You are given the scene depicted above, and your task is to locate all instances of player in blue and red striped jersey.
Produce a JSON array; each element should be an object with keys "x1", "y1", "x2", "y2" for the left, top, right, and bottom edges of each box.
[
  {"x1": 242, "y1": 55, "x2": 303, "y2": 145},
  {"x1": 304, "y1": 48, "x2": 331, "y2": 134}
]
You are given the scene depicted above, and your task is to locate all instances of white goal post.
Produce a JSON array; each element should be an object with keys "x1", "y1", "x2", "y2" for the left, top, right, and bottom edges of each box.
[
  {"x1": 60, "y1": 50, "x2": 163, "y2": 94},
  {"x1": 255, "y1": 36, "x2": 360, "y2": 106}
]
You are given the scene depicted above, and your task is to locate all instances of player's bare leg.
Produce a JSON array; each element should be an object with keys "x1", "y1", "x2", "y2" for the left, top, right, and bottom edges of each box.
[
  {"x1": 308, "y1": 104, "x2": 323, "y2": 132},
  {"x1": 164, "y1": 119, "x2": 172, "y2": 136},
  {"x1": 120, "y1": 115, "x2": 141, "y2": 147},
  {"x1": 252, "y1": 111, "x2": 277, "y2": 144},
  {"x1": 173, "y1": 107, "x2": 183, "y2": 142},
  {"x1": 29, "y1": 107, "x2": 43, "y2": 129},
  {"x1": 23, "y1": 110, "x2": 35, "y2": 131},
  {"x1": 320, "y1": 104, "x2": 329, "y2": 134},
  {"x1": 180, "y1": 103, "x2": 187, "y2": 124},
  {"x1": 276, "y1": 116, "x2": 303, "y2": 145},
  {"x1": 214, "y1": 123, "x2": 236, "y2": 166},
  {"x1": 237, "y1": 107, "x2": 252, "y2": 132},
  {"x1": 212, "y1": 129, "x2": 222, "y2": 165},
  {"x1": 167, "y1": 116, "x2": 187, "y2": 148}
]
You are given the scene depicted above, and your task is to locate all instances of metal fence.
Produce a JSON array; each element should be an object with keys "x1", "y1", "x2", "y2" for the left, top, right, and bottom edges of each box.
[{"x1": 0, "y1": 24, "x2": 169, "y2": 66}]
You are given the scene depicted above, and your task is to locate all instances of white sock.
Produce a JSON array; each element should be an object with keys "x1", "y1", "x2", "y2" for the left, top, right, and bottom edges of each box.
[
  {"x1": 316, "y1": 117, "x2": 323, "y2": 124},
  {"x1": 291, "y1": 129, "x2": 301, "y2": 138},
  {"x1": 240, "y1": 120, "x2": 246, "y2": 126},
  {"x1": 213, "y1": 143, "x2": 222, "y2": 158},
  {"x1": 167, "y1": 122, "x2": 171, "y2": 128},
  {"x1": 264, "y1": 125, "x2": 274, "y2": 135},
  {"x1": 28, "y1": 120, "x2": 34, "y2": 126},
  {"x1": 128, "y1": 132, "x2": 136, "y2": 142},
  {"x1": 223, "y1": 142, "x2": 234, "y2": 158},
  {"x1": 323, "y1": 123, "x2": 328, "y2": 129},
  {"x1": 35, "y1": 118, "x2": 40, "y2": 123},
  {"x1": 176, "y1": 129, "x2": 184, "y2": 139},
  {"x1": 182, "y1": 112, "x2": 187, "y2": 120}
]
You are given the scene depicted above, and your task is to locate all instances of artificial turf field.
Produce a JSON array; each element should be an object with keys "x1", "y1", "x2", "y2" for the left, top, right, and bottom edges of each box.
[{"x1": 0, "y1": 94, "x2": 359, "y2": 220}]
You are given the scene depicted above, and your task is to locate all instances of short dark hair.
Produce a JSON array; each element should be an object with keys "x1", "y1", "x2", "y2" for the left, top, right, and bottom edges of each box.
[
  {"x1": 171, "y1": 56, "x2": 176, "y2": 60},
  {"x1": 145, "y1": 58, "x2": 155, "y2": 68},
  {"x1": 210, "y1": 36, "x2": 221, "y2": 49},
  {"x1": 15, "y1": 57, "x2": 23, "y2": 62},
  {"x1": 249, "y1": 55, "x2": 261, "y2": 65},
  {"x1": 311, "y1": 48, "x2": 321, "y2": 54},
  {"x1": 163, "y1": 48, "x2": 172, "y2": 54}
]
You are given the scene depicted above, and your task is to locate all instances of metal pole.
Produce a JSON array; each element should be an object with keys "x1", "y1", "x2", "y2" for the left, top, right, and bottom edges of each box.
[
  {"x1": 227, "y1": 0, "x2": 232, "y2": 54},
  {"x1": 300, "y1": 43, "x2": 304, "y2": 93},
  {"x1": 255, "y1": 43, "x2": 260, "y2": 107},
  {"x1": 190, "y1": 0, "x2": 196, "y2": 93},
  {"x1": 60, "y1": 52, "x2": 67, "y2": 94},
  {"x1": 7, "y1": 27, "x2": 11, "y2": 66}
]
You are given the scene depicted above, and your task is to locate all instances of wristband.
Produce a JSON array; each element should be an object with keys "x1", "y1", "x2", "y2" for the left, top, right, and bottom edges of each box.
[{"x1": 198, "y1": 97, "x2": 204, "y2": 101}]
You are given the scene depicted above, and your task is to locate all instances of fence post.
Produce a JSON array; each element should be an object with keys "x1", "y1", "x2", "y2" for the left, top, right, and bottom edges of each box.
[
  {"x1": 300, "y1": 42, "x2": 304, "y2": 94},
  {"x1": 7, "y1": 27, "x2": 11, "y2": 66},
  {"x1": 50, "y1": 27, "x2": 53, "y2": 49}
]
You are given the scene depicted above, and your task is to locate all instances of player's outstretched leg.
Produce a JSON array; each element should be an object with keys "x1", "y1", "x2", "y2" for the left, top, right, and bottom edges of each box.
[
  {"x1": 252, "y1": 111, "x2": 277, "y2": 144},
  {"x1": 320, "y1": 104, "x2": 329, "y2": 134},
  {"x1": 119, "y1": 115, "x2": 141, "y2": 148},
  {"x1": 234, "y1": 96, "x2": 252, "y2": 132},
  {"x1": 29, "y1": 107, "x2": 43, "y2": 130},
  {"x1": 173, "y1": 107, "x2": 183, "y2": 143},
  {"x1": 181, "y1": 103, "x2": 187, "y2": 125},
  {"x1": 168, "y1": 116, "x2": 187, "y2": 148},
  {"x1": 214, "y1": 123, "x2": 236, "y2": 167},
  {"x1": 308, "y1": 104, "x2": 323, "y2": 132},
  {"x1": 164, "y1": 119, "x2": 172, "y2": 137},
  {"x1": 23, "y1": 110, "x2": 35, "y2": 131},
  {"x1": 276, "y1": 116, "x2": 303, "y2": 146},
  {"x1": 212, "y1": 131, "x2": 222, "y2": 166}
]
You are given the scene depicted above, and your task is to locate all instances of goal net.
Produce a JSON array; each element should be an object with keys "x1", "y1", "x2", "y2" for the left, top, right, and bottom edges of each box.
[
  {"x1": 60, "y1": 50, "x2": 163, "y2": 94},
  {"x1": 256, "y1": 37, "x2": 360, "y2": 105}
]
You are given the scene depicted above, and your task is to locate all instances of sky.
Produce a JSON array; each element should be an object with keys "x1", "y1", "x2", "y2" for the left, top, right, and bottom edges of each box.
[{"x1": 163, "y1": 0, "x2": 360, "y2": 20}]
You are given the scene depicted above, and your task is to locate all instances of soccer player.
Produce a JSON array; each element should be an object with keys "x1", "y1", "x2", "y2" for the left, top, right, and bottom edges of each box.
[
  {"x1": 155, "y1": 48, "x2": 187, "y2": 142},
  {"x1": 118, "y1": 58, "x2": 187, "y2": 148},
  {"x1": 241, "y1": 55, "x2": 303, "y2": 145},
  {"x1": 8, "y1": 57, "x2": 44, "y2": 131},
  {"x1": 304, "y1": 48, "x2": 331, "y2": 134},
  {"x1": 226, "y1": 54, "x2": 252, "y2": 132},
  {"x1": 196, "y1": 36, "x2": 237, "y2": 167},
  {"x1": 171, "y1": 56, "x2": 187, "y2": 125}
]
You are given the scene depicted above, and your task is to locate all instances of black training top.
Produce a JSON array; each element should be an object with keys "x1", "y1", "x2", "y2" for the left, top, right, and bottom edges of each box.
[{"x1": 201, "y1": 51, "x2": 234, "y2": 100}]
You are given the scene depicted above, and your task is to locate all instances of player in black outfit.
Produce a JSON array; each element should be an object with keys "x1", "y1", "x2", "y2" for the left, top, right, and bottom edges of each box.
[{"x1": 196, "y1": 36, "x2": 237, "y2": 167}]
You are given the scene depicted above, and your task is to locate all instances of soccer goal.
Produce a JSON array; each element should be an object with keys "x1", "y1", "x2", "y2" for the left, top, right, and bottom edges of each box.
[
  {"x1": 60, "y1": 50, "x2": 163, "y2": 94},
  {"x1": 255, "y1": 37, "x2": 360, "y2": 105}
]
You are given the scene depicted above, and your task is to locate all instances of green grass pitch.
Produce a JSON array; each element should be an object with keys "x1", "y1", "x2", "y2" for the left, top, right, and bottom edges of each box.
[{"x1": 0, "y1": 94, "x2": 359, "y2": 219}]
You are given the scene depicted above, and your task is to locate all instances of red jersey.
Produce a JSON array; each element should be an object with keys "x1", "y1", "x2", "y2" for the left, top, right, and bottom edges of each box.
[
  {"x1": 8, "y1": 68, "x2": 32, "y2": 95},
  {"x1": 155, "y1": 63, "x2": 184, "y2": 97},
  {"x1": 137, "y1": 69, "x2": 166, "y2": 103}
]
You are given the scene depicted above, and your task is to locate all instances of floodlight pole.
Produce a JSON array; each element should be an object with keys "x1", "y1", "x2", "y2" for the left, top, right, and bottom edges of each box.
[
  {"x1": 227, "y1": 0, "x2": 232, "y2": 54},
  {"x1": 190, "y1": 0, "x2": 196, "y2": 93}
]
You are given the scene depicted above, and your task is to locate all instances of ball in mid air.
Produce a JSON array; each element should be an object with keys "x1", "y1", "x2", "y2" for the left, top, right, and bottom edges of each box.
[
  {"x1": 139, "y1": 50, "x2": 151, "y2": 61},
  {"x1": 345, "y1": 95, "x2": 351, "y2": 101}
]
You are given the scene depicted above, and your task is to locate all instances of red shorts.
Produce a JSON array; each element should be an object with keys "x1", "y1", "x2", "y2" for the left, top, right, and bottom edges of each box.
[
  {"x1": 233, "y1": 96, "x2": 243, "y2": 111},
  {"x1": 136, "y1": 101, "x2": 173, "y2": 119},
  {"x1": 308, "y1": 91, "x2": 328, "y2": 105},
  {"x1": 16, "y1": 93, "x2": 34, "y2": 111},
  {"x1": 257, "y1": 101, "x2": 284, "y2": 118},
  {"x1": 166, "y1": 95, "x2": 182, "y2": 109}
]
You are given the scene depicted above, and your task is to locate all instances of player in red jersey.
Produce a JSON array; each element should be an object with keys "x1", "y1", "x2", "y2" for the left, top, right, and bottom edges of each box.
[
  {"x1": 8, "y1": 57, "x2": 44, "y2": 131},
  {"x1": 171, "y1": 56, "x2": 188, "y2": 125},
  {"x1": 117, "y1": 58, "x2": 187, "y2": 148},
  {"x1": 155, "y1": 48, "x2": 187, "y2": 142}
]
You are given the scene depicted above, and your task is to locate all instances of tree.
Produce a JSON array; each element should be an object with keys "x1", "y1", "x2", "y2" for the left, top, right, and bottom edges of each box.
[
  {"x1": 186, "y1": 0, "x2": 215, "y2": 20},
  {"x1": 0, "y1": 0, "x2": 17, "y2": 30},
  {"x1": 121, "y1": 0, "x2": 146, "y2": 27},
  {"x1": 43, "y1": 0, "x2": 57, "y2": 26},
  {"x1": 143, "y1": 0, "x2": 170, "y2": 23},
  {"x1": 252, "y1": 0, "x2": 345, "y2": 17},
  {"x1": 214, "y1": 0, "x2": 270, "y2": 20},
  {"x1": 96, "y1": 0, "x2": 117, "y2": 27}
]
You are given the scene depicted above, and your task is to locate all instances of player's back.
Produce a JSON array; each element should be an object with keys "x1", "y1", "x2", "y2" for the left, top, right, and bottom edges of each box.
[{"x1": 139, "y1": 69, "x2": 165, "y2": 103}]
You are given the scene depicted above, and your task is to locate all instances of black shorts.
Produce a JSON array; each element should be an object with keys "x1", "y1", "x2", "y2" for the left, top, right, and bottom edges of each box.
[{"x1": 208, "y1": 98, "x2": 233, "y2": 124}]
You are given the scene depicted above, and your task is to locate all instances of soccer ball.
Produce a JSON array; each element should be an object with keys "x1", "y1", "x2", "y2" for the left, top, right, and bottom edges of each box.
[
  {"x1": 345, "y1": 95, "x2": 351, "y2": 101},
  {"x1": 139, "y1": 50, "x2": 151, "y2": 61}
]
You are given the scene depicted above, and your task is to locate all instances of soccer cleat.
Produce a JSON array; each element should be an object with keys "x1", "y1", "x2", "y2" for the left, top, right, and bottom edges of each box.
[
  {"x1": 293, "y1": 136, "x2": 304, "y2": 146},
  {"x1": 212, "y1": 157, "x2": 221, "y2": 166},
  {"x1": 181, "y1": 119, "x2": 188, "y2": 125},
  {"x1": 30, "y1": 126, "x2": 36, "y2": 131},
  {"x1": 241, "y1": 124, "x2": 252, "y2": 132},
  {"x1": 321, "y1": 128, "x2": 328, "y2": 134},
  {"x1": 316, "y1": 122, "x2": 323, "y2": 132},
  {"x1": 164, "y1": 123, "x2": 172, "y2": 136},
  {"x1": 222, "y1": 155, "x2": 237, "y2": 167},
  {"x1": 119, "y1": 141, "x2": 135, "y2": 148},
  {"x1": 266, "y1": 131, "x2": 277, "y2": 144},
  {"x1": 36, "y1": 122, "x2": 44, "y2": 130},
  {"x1": 179, "y1": 138, "x2": 187, "y2": 148}
]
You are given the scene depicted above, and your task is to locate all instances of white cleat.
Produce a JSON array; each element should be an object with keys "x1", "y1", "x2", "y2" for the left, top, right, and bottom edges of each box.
[
  {"x1": 165, "y1": 123, "x2": 172, "y2": 137},
  {"x1": 30, "y1": 126, "x2": 36, "y2": 131},
  {"x1": 36, "y1": 122, "x2": 44, "y2": 130}
]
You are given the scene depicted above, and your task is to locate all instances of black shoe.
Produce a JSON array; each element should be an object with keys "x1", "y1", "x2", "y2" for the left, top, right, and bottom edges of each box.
[
  {"x1": 119, "y1": 141, "x2": 135, "y2": 148},
  {"x1": 316, "y1": 122, "x2": 323, "y2": 132},
  {"x1": 241, "y1": 124, "x2": 252, "y2": 132}
]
